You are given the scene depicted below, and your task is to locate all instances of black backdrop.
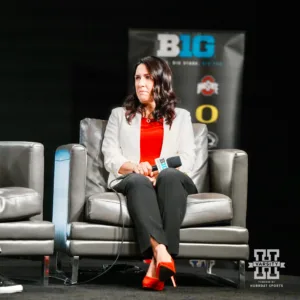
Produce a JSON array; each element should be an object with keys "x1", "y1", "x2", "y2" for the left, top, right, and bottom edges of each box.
[{"x1": 0, "y1": 4, "x2": 295, "y2": 276}]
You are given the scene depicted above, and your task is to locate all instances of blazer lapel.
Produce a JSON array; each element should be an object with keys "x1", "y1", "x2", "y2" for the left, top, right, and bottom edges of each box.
[
  {"x1": 129, "y1": 112, "x2": 141, "y2": 162},
  {"x1": 160, "y1": 118, "x2": 172, "y2": 158}
]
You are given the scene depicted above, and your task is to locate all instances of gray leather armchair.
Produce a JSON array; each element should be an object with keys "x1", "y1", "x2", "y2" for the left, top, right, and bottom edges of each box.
[
  {"x1": 0, "y1": 142, "x2": 55, "y2": 285},
  {"x1": 52, "y1": 118, "x2": 249, "y2": 288}
]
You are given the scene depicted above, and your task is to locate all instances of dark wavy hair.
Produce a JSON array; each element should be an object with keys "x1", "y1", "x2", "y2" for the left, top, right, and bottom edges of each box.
[{"x1": 123, "y1": 56, "x2": 178, "y2": 127}]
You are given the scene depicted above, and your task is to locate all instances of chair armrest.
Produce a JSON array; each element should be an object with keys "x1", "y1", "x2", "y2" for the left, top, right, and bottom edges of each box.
[
  {"x1": 52, "y1": 144, "x2": 87, "y2": 251},
  {"x1": 0, "y1": 141, "x2": 44, "y2": 220},
  {"x1": 208, "y1": 149, "x2": 248, "y2": 227}
]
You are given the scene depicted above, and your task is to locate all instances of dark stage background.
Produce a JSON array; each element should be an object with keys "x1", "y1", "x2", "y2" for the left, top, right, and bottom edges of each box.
[{"x1": 0, "y1": 3, "x2": 295, "y2": 275}]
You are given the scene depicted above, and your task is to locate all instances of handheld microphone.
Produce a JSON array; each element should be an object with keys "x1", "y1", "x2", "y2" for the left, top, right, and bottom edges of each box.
[{"x1": 152, "y1": 156, "x2": 182, "y2": 172}]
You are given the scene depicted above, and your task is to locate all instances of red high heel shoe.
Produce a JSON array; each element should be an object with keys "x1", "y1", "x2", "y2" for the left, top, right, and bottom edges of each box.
[
  {"x1": 142, "y1": 259, "x2": 164, "y2": 291},
  {"x1": 156, "y1": 258, "x2": 176, "y2": 282},
  {"x1": 143, "y1": 259, "x2": 152, "y2": 264},
  {"x1": 142, "y1": 276, "x2": 165, "y2": 291},
  {"x1": 143, "y1": 258, "x2": 177, "y2": 288}
]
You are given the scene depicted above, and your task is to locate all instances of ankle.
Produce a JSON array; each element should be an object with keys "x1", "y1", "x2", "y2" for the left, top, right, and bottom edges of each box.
[
  {"x1": 154, "y1": 244, "x2": 167, "y2": 254},
  {"x1": 146, "y1": 257, "x2": 158, "y2": 278},
  {"x1": 154, "y1": 244, "x2": 173, "y2": 263},
  {"x1": 149, "y1": 257, "x2": 156, "y2": 267}
]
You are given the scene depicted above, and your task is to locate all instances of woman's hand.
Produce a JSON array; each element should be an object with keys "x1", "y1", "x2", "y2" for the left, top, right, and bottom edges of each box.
[
  {"x1": 133, "y1": 161, "x2": 153, "y2": 176},
  {"x1": 133, "y1": 162, "x2": 159, "y2": 185},
  {"x1": 146, "y1": 176, "x2": 156, "y2": 186},
  {"x1": 146, "y1": 170, "x2": 159, "y2": 186}
]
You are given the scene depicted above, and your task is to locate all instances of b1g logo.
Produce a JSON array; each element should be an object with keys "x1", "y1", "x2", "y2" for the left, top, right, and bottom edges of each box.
[
  {"x1": 197, "y1": 75, "x2": 219, "y2": 96},
  {"x1": 157, "y1": 34, "x2": 215, "y2": 58}
]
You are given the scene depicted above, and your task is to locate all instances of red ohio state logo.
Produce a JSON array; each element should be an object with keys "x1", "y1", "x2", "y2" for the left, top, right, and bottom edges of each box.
[{"x1": 197, "y1": 75, "x2": 219, "y2": 96}]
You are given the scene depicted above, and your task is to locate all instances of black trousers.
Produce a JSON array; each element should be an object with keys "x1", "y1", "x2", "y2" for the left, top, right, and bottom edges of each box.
[{"x1": 113, "y1": 168, "x2": 198, "y2": 258}]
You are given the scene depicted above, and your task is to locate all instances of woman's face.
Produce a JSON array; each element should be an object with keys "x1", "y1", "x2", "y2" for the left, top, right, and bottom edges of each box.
[{"x1": 135, "y1": 63, "x2": 154, "y2": 105}]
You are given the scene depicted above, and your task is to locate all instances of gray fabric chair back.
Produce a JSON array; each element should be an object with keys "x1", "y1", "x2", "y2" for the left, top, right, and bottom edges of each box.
[
  {"x1": 0, "y1": 142, "x2": 44, "y2": 220},
  {"x1": 79, "y1": 118, "x2": 209, "y2": 197},
  {"x1": 80, "y1": 119, "x2": 108, "y2": 198}
]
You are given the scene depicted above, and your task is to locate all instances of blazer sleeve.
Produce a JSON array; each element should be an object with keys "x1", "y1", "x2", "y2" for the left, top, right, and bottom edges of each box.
[
  {"x1": 177, "y1": 110, "x2": 196, "y2": 175},
  {"x1": 102, "y1": 108, "x2": 129, "y2": 177}
]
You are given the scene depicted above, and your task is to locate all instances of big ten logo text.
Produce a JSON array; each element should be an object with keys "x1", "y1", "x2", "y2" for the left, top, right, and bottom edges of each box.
[
  {"x1": 195, "y1": 75, "x2": 219, "y2": 124},
  {"x1": 156, "y1": 34, "x2": 215, "y2": 58}
]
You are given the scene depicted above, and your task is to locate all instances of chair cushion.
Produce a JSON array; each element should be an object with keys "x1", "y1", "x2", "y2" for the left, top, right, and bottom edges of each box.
[
  {"x1": 86, "y1": 192, "x2": 130, "y2": 226},
  {"x1": 0, "y1": 220, "x2": 54, "y2": 239},
  {"x1": 0, "y1": 187, "x2": 41, "y2": 221},
  {"x1": 181, "y1": 193, "x2": 233, "y2": 227},
  {"x1": 85, "y1": 192, "x2": 232, "y2": 227}
]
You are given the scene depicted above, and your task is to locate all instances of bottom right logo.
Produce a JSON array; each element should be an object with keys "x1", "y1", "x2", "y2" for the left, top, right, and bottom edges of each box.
[{"x1": 248, "y1": 249, "x2": 285, "y2": 288}]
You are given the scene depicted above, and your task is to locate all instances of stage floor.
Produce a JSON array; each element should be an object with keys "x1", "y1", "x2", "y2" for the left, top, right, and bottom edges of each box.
[{"x1": 0, "y1": 257, "x2": 299, "y2": 299}]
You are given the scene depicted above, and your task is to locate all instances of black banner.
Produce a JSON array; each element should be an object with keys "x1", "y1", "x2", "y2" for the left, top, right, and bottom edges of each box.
[{"x1": 128, "y1": 29, "x2": 245, "y2": 149}]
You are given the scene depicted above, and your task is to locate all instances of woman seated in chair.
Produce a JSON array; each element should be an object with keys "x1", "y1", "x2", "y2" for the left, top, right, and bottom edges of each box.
[{"x1": 102, "y1": 55, "x2": 200, "y2": 291}]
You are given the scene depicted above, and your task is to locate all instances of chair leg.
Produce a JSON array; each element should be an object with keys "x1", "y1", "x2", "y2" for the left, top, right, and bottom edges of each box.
[
  {"x1": 41, "y1": 256, "x2": 50, "y2": 286},
  {"x1": 49, "y1": 252, "x2": 62, "y2": 274},
  {"x1": 204, "y1": 260, "x2": 245, "y2": 288},
  {"x1": 71, "y1": 256, "x2": 80, "y2": 285},
  {"x1": 205, "y1": 259, "x2": 236, "y2": 287},
  {"x1": 238, "y1": 260, "x2": 246, "y2": 288},
  {"x1": 205, "y1": 259, "x2": 216, "y2": 274}
]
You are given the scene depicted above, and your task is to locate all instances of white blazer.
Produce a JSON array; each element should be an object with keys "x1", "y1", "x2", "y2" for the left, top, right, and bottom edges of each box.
[{"x1": 102, "y1": 106, "x2": 196, "y2": 188}]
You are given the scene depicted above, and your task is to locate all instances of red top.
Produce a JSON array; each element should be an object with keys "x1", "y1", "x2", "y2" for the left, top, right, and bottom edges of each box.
[{"x1": 140, "y1": 117, "x2": 164, "y2": 166}]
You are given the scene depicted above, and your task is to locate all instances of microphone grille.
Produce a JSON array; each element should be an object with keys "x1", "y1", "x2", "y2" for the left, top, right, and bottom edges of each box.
[{"x1": 166, "y1": 156, "x2": 182, "y2": 168}]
